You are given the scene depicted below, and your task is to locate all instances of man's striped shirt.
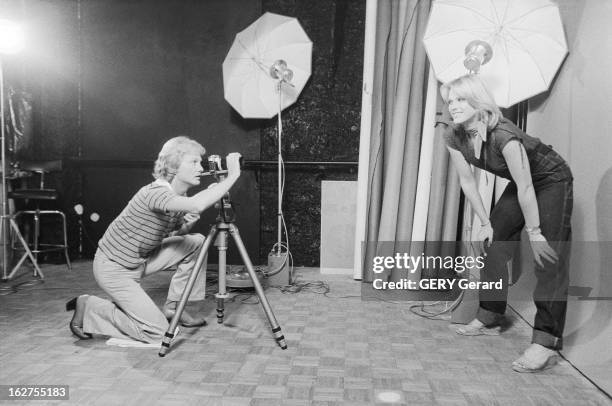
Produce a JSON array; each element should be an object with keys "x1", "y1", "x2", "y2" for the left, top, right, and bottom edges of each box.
[{"x1": 98, "y1": 180, "x2": 184, "y2": 268}]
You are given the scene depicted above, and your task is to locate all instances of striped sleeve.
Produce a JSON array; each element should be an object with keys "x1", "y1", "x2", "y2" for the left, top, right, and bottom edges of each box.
[{"x1": 145, "y1": 184, "x2": 178, "y2": 212}]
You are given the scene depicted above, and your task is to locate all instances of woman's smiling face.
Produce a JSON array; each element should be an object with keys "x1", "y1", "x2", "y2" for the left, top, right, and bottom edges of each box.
[{"x1": 447, "y1": 89, "x2": 478, "y2": 126}]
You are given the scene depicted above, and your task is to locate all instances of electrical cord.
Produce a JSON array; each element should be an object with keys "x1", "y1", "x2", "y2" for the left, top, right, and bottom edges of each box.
[
  {"x1": 274, "y1": 279, "x2": 329, "y2": 295},
  {"x1": 361, "y1": 296, "x2": 422, "y2": 305},
  {"x1": 406, "y1": 271, "x2": 479, "y2": 320},
  {"x1": 408, "y1": 299, "x2": 455, "y2": 320},
  {"x1": 223, "y1": 291, "x2": 261, "y2": 304}
]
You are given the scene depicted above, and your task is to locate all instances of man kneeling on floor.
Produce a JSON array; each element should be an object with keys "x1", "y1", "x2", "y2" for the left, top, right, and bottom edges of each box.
[{"x1": 66, "y1": 136, "x2": 241, "y2": 343}]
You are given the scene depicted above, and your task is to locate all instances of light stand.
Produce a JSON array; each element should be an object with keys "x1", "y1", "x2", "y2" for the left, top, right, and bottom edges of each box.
[
  {"x1": 222, "y1": 13, "x2": 311, "y2": 282},
  {"x1": 269, "y1": 60, "x2": 293, "y2": 257},
  {"x1": 0, "y1": 20, "x2": 43, "y2": 281}
]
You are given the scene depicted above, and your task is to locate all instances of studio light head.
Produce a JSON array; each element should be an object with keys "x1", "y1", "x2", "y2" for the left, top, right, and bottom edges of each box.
[
  {"x1": 463, "y1": 40, "x2": 492, "y2": 73},
  {"x1": 269, "y1": 59, "x2": 293, "y2": 83}
]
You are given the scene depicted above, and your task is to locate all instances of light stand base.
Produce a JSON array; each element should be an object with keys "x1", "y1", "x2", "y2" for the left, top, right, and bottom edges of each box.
[{"x1": 266, "y1": 252, "x2": 290, "y2": 286}]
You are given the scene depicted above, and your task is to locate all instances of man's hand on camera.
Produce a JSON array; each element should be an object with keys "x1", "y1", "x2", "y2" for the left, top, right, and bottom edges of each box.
[{"x1": 226, "y1": 152, "x2": 242, "y2": 179}]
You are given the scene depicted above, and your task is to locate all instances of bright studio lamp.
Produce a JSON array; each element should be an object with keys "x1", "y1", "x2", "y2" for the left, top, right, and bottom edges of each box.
[
  {"x1": 0, "y1": 19, "x2": 43, "y2": 281},
  {"x1": 0, "y1": 19, "x2": 25, "y2": 54}
]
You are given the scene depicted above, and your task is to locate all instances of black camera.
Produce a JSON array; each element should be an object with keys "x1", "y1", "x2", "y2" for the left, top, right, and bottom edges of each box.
[
  {"x1": 207, "y1": 155, "x2": 224, "y2": 173},
  {"x1": 206, "y1": 154, "x2": 244, "y2": 176}
]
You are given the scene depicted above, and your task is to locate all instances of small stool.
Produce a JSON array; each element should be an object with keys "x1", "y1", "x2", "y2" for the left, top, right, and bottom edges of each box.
[{"x1": 8, "y1": 160, "x2": 72, "y2": 270}]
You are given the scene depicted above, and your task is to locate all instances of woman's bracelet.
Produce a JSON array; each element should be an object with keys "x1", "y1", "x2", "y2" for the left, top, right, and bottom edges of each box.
[{"x1": 525, "y1": 225, "x2": 541, "y2": 235}]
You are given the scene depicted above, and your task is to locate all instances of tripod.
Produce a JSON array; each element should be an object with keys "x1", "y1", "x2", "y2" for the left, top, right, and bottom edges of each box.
[{"x1": 159, "y1": 193, "x2": 287, "y2": 357}]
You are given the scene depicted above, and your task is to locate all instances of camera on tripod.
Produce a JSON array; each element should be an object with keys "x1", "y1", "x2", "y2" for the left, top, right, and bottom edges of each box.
[
  {"x1": 203, "y1": 155, "x2": 235, "y2": 223},
  {"x1": 205, "y1": 154, "x2": 243, "y2": 181}
]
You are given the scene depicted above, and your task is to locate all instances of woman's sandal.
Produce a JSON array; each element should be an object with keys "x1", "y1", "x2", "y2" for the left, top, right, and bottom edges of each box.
[
  {"x1": 66, "y1": 296, "x2": 93, "y2": 340},
  {"x1": 456, "y1": 324, "x2": 501, "y2": 336},
  {"x1": 512, "y1": 345, "x2": 559, "y2": 373},
  {"x1": 512, "y1": 354, "x2": 558, "y2": 373}
]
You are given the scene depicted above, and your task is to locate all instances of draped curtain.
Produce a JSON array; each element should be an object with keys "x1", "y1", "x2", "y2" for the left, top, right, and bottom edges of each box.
[{"x1": 359, "y1": 0, "x2": 465, "y2": 283}]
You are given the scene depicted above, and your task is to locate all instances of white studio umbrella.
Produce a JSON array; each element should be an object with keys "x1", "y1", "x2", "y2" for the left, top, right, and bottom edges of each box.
[
  {"x1": 423, "y1": 0, "x2": 568, "y2": 108},
  {"x1": 222, "y1": 12, "x2": 312, "y2": 119},
  {"x1": 223, "y1": 12, "x2": 312, "y2": 255}
]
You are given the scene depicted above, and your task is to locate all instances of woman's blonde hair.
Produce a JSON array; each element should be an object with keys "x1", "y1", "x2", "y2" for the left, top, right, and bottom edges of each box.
[
  {"x1": 153, "y1": 136, "x2": 205, "y2": 181},
  {"x1": 439, "y1": 74, "x2": 502, "y2": 130}
]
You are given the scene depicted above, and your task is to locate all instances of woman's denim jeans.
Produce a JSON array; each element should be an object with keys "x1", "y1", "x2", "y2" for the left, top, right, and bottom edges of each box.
[{"x1": 476, "y1": 180, "x2": 573, "y2": 350}]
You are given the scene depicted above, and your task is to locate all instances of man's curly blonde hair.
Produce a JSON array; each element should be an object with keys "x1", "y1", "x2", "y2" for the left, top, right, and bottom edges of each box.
[{"x1": 153, "y1": 136, "x2": 206, "y2": 181}]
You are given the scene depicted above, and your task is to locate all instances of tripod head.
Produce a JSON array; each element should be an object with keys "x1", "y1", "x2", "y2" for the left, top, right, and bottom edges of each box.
[{"x1": 206, "y1": 155, "x2": 236, "y2": 223}]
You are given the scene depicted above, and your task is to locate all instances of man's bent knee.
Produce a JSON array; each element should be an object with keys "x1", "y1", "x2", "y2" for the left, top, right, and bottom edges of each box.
[{"x1": 182, "y1": 233, "x2": 205, "y2": 252}]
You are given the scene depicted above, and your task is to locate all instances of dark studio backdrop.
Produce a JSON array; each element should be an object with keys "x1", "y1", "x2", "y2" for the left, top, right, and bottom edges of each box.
[{"x1": 0, "y1": 0, "x2": 364, "y2": 266}]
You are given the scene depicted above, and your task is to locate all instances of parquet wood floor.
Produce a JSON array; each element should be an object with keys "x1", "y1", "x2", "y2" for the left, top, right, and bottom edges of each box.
[{"x1": 0, "y1": 261, "x2": 610, "y2": 405}]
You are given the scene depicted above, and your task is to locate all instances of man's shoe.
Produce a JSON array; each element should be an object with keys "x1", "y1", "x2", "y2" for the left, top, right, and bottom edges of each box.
[
  {"x1": 66, "y1": 295, "x2": 92, "y2": 339},
  {"x1": 162, "y1": 302, "x2": 207, "y2": 328}
]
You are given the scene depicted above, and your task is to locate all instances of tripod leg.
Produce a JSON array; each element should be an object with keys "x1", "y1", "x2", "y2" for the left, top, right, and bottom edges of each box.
[
  {"x1": 229, "y1": 223, "x2": 287, "y2": 350},
  {"x1": 215, "y1": 230, "x2": 229, "y2": 324},
  {"x1": 159, "y1": 226, "x2": 216, "y2": 357}
]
